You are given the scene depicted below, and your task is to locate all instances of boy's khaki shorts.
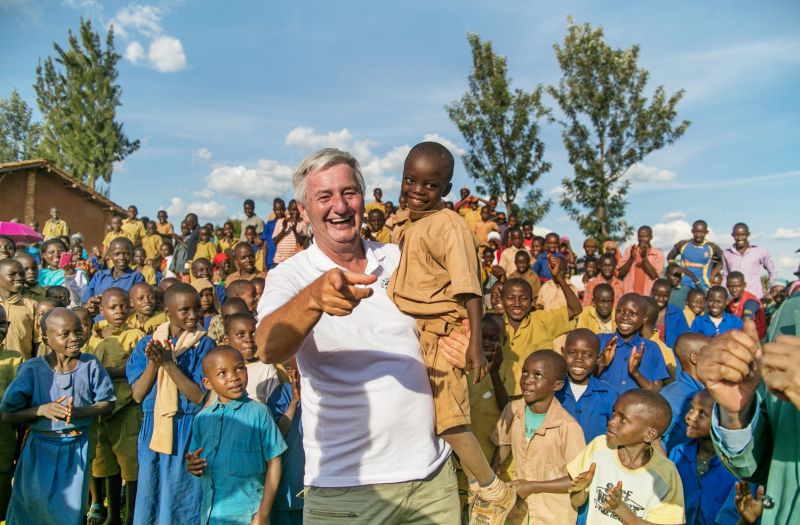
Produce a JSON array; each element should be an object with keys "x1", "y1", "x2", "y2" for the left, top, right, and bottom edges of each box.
[
  {"x1": 92, "y1": 404, "x2": 141, "y2": 480},
  {"x1": 417, "y1": 318, "x2": 471, "y2": 435}
]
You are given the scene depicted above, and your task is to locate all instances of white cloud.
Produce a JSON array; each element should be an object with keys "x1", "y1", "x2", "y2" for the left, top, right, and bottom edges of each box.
[
  {"x1": 124, "y1": 41, "x2": 145, "y2": 63},
  {"x1": 662, "y1": 211, "x2": 686, "y2": 221},
  {"x1": 422, "y1": 133, "x2": 466, "y2": 156},
  {"x1": 772, "y1": 228, "x2": 800, "y2": 240},
  {"x1": 148, "y1": 36, "x2": 186, "y2": 73},
  {"x1": 194, "y1": 147, "x2": 212, "y2": 163},
  {"x1": 109, "y1": 4, "x2": 186, "y2": 73},
  {"x1": 533, "y1": 226, "x2": 552, "y2": 237},
  {"x1": 205, "y1": 160, "x2": 295, "y2": 200},
  {"x1": 192, "y1": 188, "x2": 214, "y2": 198},
  {"x1": 548, "y1": 185, "x2": 566, "y2": 196},
  {"x1": 776, "y1": 256, "x2": 798, "y2": 275},
  {"x1": 285, "y1": 127, "x2": 352, "y2": 151},
  {"x1": 166, "y1": 197, "x2": 229, "y2": 222},
  {"x1": 625, "y1": 162, "x2": 677, "y2": 183}
]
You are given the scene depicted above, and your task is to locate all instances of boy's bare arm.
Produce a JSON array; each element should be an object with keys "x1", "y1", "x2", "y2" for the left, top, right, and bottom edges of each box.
[
  {"x1": 512, "y1": 476, "x2": 571, "y2": 498},
  {"x1": 131, "y1": 359, "x2": 159, "y2": 403},
  {"x1": 256, "y1": 269, "x2": 375, "y2": 364},
  {"x1": 253, "y1": 456, "x2": 282, "y2": 525},
  {"x1": 161, "y1": 360, "x2": 205, "y2": 405},
  {"x1": 460, "y1": 293, "x2": 488, "y2": 383},
  {"x1": 606, "y1": 481, "x2": 680, "y2": 525},
  {"x1": 491, "y1": 444, "x2": 511, "y2": 473}
]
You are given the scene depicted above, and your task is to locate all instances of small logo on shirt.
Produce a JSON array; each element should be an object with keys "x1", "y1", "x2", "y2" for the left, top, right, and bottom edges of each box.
[
  {"x1": 380, "y1": 276, "x2": 390, "y2": 289},
  {"x1": 595, "y1": 483, "x2": 645, "y2": 518}
]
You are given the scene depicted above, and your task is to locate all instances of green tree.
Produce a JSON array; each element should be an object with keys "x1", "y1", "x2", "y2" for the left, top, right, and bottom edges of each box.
[
  {"x1": 35, "y1": 18, "x2": 139, "y2": 190},
  {"x1": 548, "y1": 19, "x2": 690, "y2": 243},
  {"x1": 0, "y1": 89, "x2": 42, "y2": 163},
  {"x1": 447, "y1": 33, "x2": 552, "y2": 219}
]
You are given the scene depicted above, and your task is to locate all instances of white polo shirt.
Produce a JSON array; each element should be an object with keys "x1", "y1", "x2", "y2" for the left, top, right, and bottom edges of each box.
[{"x1": 257, "y1": 240, "x2": 450, "y2": 487}]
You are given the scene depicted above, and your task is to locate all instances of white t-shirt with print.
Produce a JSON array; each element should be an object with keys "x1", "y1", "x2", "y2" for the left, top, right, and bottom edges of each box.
[{"x1": 257, "y1": 240, "x2": 450, "y2": 487}]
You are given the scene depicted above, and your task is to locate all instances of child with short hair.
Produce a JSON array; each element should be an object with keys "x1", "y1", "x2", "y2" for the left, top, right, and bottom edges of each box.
[
  {"x1": 72, "y1": 306, "x2": 95, "y2": 352},
  {"x1": 156, "y1": 210, "x2": 174, "y2": 239},
  {"x1": 132, "y1": 246, "x2": 157, "y2": 286},
  {"x1": 568, "y1": 389, "x2": 685, "y2": 525},
  {"x1": 725, "y1": 271, "x2": 766, "y2": 340},
  {"x1": 103, "y1": 216, "x2": 133, "y2": 253},
  {"x1": 387, "y1": 142, "x2": 517, "y2": 522},
  {"x1": 207, "y1": 297, "x2": 248, "y2": 344},
  {"x1": 226, "y1": 279, "x2": 259, "y2": 314},
  {"x1": 252, "y1": 276, "x2": 266, "y2": 301},
  {"x1": 499, "y1": 274, "x2": 582, "y2": 397},
  {"x1": 668, "y1": 390, "x2": 736, "y2": 525},
  {"x1": 499, "y1": 228, "x2": 528, "y2": 277},
  {"x1": 191, "y1": 278, "x2": 217, "y2": 331},
  {"x1": 126, "y1": 283, "x2": 215, "y2": 524},
  {"x1": 142, "y1": 221, "x2": 164, "y2": 261},
  {"x1": 575, "y1": 283, "x2": 616, "y2": 335},
  {"x1": 556, "y1": 329, "x2": 618, "y2": 442},
  {"x1": 1, "y1": 308, "x2": 115, "y2": 525},
  {"x1": 216, "y1": 222, "x2": 236, "y2": 255},
  {"x1": 0, "y1": 258, "x2": 37, "y2": 359},
  {"x1": 225, "y1": 242, "x2": 267, "y2": 286},
  {"x1": 194, "y1": 227, "x2": 219, "y2": 262},
  {"x1": 83, "y1": 237, "x2": 145, "y2": 311},
  {"x1": 508, "y1": 250, "x2": 541, "y2": 302},
  {"x1": 86, "y1": 287, "x2": 146, "y2": 525},
  {"x1": 690, "y1": 286, "x2": 742, "y2": 336},
  {"x1": 596, "y1": 294, "x2": 670, "y2": 393},
  {"x1": 128, "y1": 282, "x2": 168, "y2": 334},
  {"x1": 45, "y1": 284, "x2": 71, "y2": 307},
  {"x1": 186, "y1": 346, "x2": 285, "y2": 525},
  {"x1": 0, "y1": 305, "x2": 23, "y2": 520},
  {"x1": 191, "y1": 257, "x2": 227, "y2": 303},
  {"x1": 224, "y1": 312, "x2": 279, "y2": 403},
  {"x1": 582, "y1": 254, "x2": 625, "y2": 307},
  {"x1": 650, "y1": 278, "x2": 690, "y2": 350},
  {"x1": 492, "y1": 350, "x2": 586, "y2": 524},
  {"x1": 366, "y1": 208, "x2": 393, "y2": 243},
  {"x1": 15, "y1": 253, "x2": 46, "y2": 302},
  {"x1": 683, "y1": 288, "x2": 706, "y2": 326},
  {"x1": 533, "y1": 232, "x2": 567, "y2": 281}
]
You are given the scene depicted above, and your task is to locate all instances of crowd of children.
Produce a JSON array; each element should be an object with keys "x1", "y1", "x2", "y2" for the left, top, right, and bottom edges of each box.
[{"x1": 0, "y1": 139, "x2": 797, "y2": 525}]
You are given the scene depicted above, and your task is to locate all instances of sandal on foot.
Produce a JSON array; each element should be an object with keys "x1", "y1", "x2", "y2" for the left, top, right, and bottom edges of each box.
[{"x1": 86, "y1": 503, "x2": 107, "y2": 525}]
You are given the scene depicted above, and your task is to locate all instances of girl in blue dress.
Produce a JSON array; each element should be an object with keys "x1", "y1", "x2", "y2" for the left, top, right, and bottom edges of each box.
[{"x1": 1, "y1": 308, "x2": 115, "y2": 525}]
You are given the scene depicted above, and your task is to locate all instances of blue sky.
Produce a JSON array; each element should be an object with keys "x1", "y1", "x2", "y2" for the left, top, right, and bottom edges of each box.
[{"x1": 2, "y1": 0, "x2": 799, "y2": 277}]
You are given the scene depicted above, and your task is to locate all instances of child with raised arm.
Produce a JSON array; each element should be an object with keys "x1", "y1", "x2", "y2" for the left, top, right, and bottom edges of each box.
[
  {"x1": 387, "y1": 141, "x2": 515, "y2": 523},
  {"x1": 1, "y1": 308, "x2": 115, "y2": 525},
  {"x1": 185, "y1": 346, "x2": 285, "y2": 525},
  {"x1": 85, "y1": 287, "x2": 145, "y2": 525},
  {"x1": 125, "y1": 283, "x2": 215, "y2": 525},
  {"x1": 568, "y1": 389, "x2": 685, "y2": 525},
  {"x1": 493, "y1": 351, "x2": 586, "y2": 524}
]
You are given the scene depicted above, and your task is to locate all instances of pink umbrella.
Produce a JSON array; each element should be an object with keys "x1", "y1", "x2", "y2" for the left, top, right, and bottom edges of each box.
[{"x1": 0, "y1": 222, "x2": 44, "y2": 244}]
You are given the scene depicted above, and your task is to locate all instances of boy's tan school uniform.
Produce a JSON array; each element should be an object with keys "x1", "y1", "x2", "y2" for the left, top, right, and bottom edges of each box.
[
  {"x1": 142, "y1": 234, "x2": 163, "y2": 261},
  {"x1": 42, "y1": 219, "x2": 69, "y2": 240},
  {"x1": 492, "y1": 398, "x2": 586, "y2": 524},
  {"x1": 121, "y1": 219, "x2": 147, "y2": 247},
  {"x1": 508, "y1": 270, "x2": 542, "y2": 302},
  {"x1": 224, "y1": 270, "x2": 267, "y2": 287},
  {"x1": 499, "y1": 246, "x2": 527, "y2": 277},
  {"x1": 388, "y1": 207, "x2": 481, "y2": 434},
  {"x1": 0, "y1": 295, "x2": 36, "y2": 359}
]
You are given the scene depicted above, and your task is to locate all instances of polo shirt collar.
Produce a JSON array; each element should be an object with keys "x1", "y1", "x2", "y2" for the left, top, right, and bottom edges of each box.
[
  {"x1": 511, "y1": 397, "x2": 568, "y2": 436},
  {"x1": 306, "y1": 240, "x2": 387, "y2": 277},
  {"x1": 211, "y1": 395, "x2": 249, "y2": 412}
]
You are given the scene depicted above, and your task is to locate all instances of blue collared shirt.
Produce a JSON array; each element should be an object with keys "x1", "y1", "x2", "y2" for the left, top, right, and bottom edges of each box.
[
  {"x1": 556, "y1": 376, "x2": 619, "y2": 442},
  {"x1": 190, "y1": 395, "x2": 287, "y2": 525},
  {"x1": 669, "y1": 439, "x2": 737, "y2": 525},
  {"x1": 690, "y1": 312, "x2": 743, "y2": 337},
  {"x1": 661, "y1": 370, "x2": 705, "y2": 452},
  {"x1": 532, "y1": 252, "x2": 566, "y2": 281},
  {"x1": 82, "y1": 267, "x2": 144, "y2": 303},
  {"x1": 663, "y1": 304, "x2": 689, "y2": 349},
  {"x1": 597, "y1": 332, "x2": 670, "y2": 393},
  {"x1": 267, "y1": 383, "x2": 304, "y2": 511}
]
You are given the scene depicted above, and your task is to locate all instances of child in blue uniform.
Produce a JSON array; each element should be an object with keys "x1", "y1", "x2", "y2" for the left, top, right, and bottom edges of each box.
[
  {"x1": 126, "y1": 283, "x2": 215, "y2": 525},
  {"x1": 186, "y1": 346, "x2": 285, "y2": 524},
  {"x1": 1, "y1": 308, "x2": 115, "y2": 525},
  {"x1": 690, "y1": 286, "x2": 742, "y2": 337}
]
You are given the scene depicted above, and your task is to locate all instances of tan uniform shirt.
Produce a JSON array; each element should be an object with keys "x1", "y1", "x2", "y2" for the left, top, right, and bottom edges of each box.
[
  {"x1": 372, "y1": 227, "x2": 392, "y2": 244},
  {"x1": 0, "y1": 295, "x2": 36, "y2": 359},
  {"x1": 493, "y1": 398, "x2": 585, "y2": 524},
  {"x1": 388, "y1": 208, "x2": 481, "y2": 322},
  {"x1": 156, "y1": 222, "x2": 174, "y2": 237},
  {"x1": 224, "y1": 270, "x2": 267, "y2": 287},
  {"x1": 87, "y1": 325, "x2": 146, "y2": 415},
  {"x1": 121, "y1": 219, "x2": 146, "y2": 246},
  {"x1": 472, "y1": 220, "x2": 500, "y2": 246},
  {"x1": 459, "y1": 207, "x2": 482, "y2": 232},
  {"x1": 103, "y1": 230, "x2": 134, "y2": 252},
  {"x1": 508, "y1": 270, "x2": 542, "y2": 301},
  {"x1": 499, "y1": 246, "x2": 527, "y2": 277},
  {"x1": 142, "y1": 234, "x2": 164, "y2": 260},
  {"x1": 536, "y1": 281, "x2": 578, "y2": 311},
  {"x1": 42, "y1": 219, "x2": 69, "y2": 240}
]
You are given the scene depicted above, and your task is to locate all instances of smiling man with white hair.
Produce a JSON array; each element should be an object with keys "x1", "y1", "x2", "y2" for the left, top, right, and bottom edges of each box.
[{"x1": 255, "y1": 148, "x2": 465, "y2": 524}]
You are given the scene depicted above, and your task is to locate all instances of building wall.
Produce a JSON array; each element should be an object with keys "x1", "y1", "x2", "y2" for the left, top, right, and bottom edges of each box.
[{"x1": 0, "y1": 167, "x2": 122, "y2": 250}]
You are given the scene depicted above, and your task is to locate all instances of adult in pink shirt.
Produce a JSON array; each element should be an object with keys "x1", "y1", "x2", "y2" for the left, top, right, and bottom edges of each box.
[
  {"x1": 721, "y1": 222, "x2": 777, "y2": 299},
  {"x1": 618, "y1": 225, "x2": 665, "y2": 296}
]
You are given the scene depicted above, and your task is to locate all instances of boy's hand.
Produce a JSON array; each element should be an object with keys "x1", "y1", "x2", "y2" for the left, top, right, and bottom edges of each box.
[
  {"x1": 36, "y1": 395, "x2": 71, "y2": 422},
  {"x1": 287, "y1": 368, "x2": 301, "y2": 403},
  {"x1": 185, "y1": 447, "x2": 206, "y2": 477},
  {"x1": 599, "y1": 336, "x2": 617, "y2": 369},
  {"x1": 466, "y1": 342, "x2": 489, "y2": 384},
  {"x1": 85, "y1": 296, "x2": 101, "y2": 315},
  {"x1": 735, "y1": 481, "x2": 764, "y2": 524},
  {"x1": 628, "y1": 343, "x2": 644, "y2": 375},
  {"x1": 603, "y1": 481, "x2": 624, "y2": 512},
  {"x1": 569, "y1": 463, "x2": 596, "y2": 494},
  {"x1": 145, "y1": 339, "x2": 174, "y2": 366},
  {"x1": 547, "y1": 254, "x2": 562, "y2": 282},
  {"x1": 488, "y1": 343, "x2": 503, "y2": 373}
]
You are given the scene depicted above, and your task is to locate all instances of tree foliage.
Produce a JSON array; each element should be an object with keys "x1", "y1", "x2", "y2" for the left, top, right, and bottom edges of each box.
[
  {"x1": 0, "y1": 89, "x2": 41, "y2": 163},
  {"x1": 548, "y1": 19, "x2": 690, "y2": 243},
  {"x1": 447, "y1": 33, "x2": 552, "y2": 219},
  {"x1": 35, "y1": 18, "x2": 139, "y2": 190}
]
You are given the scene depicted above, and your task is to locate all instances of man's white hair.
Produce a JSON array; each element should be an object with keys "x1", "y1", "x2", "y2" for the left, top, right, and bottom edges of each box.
[{"x1": 292, "y1": 148, "x2": 365, "y2": 206}]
